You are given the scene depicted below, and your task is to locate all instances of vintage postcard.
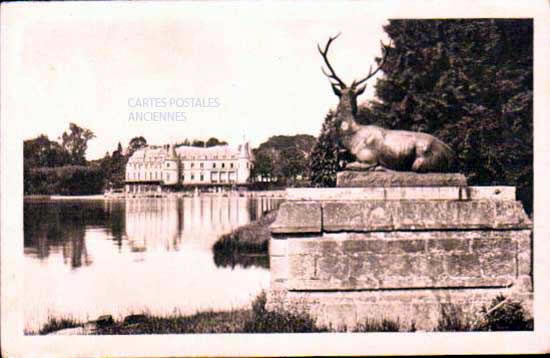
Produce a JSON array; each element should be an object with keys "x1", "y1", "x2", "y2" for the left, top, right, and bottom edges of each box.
[{"x1": 1, "y1": 0, "x2": 549, "y2": 356}]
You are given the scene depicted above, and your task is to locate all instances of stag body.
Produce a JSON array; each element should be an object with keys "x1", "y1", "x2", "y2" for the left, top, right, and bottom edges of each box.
[{"x1": 319, "y1": 34, "x2": 455, "y2": 173}]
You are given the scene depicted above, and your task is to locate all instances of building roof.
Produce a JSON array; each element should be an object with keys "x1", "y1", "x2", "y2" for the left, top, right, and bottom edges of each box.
[
  {"x1": 127, "y1": 142, "x2": 253, "y2": 162},
  {"x1": 127, "y1": 147, "x2": 167, "y2": 163}
]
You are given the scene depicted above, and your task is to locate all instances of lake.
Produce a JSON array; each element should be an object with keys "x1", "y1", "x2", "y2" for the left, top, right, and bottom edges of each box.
[{"x1": 23, "y1": 196, "x2": 280, "y2": 333}]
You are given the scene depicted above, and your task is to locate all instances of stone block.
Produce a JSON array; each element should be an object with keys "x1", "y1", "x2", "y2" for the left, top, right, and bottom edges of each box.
[
  {"x1": 480, "y1": 252, "x2": 515, "y2": 277},
  {"x1": 517, "y1": 253, "x2": 532, "y2": 276},
  {"x1": 460, "y1": 186, "x2": 516, "y2": 200},
  {"x1": 270, "y1": 255, "x2": 288, "y2": 281},
  {"x1": 288, "y1": 254, "x2": 316, "y2": 279},
  {"x1": 471, "y1": 237, "x2": 515, "y2": 253},
  {"x1": 383, "y1": 186, "x2": 460, "y2": 200},
  {"x1": 446, "y1": 254, "x2": 482, "y2": 277},
  {"x1": 270, "y1": 201, "x2": 321, "y2": 234},
  {"x1": 386, "y1": 239, "x2": 426, "y2": 254},
  {"x1": 427, "y1": 238, "x2": 470, "y2": 253},
  {"x1": 322, "y1": 201, "x2": 393, "y2": 231},
  {"x1": 269, "y1": 238, "x2": 287, "y2": 256},
  {"x1": 392, "y1": 201, "x2": 459, "y2": 230},
  {"x1": 336, "y1": 171, "x2": 467, "y2": 187},
  {"x1": 493, "y1": 201, "x2": 532, "y2": 228},
  {"x1": 516, "y1": 275, "x2": 533, "y2": 292},
  {"x1": 316, "y1": 255, "x2": 350, "y2": 281},
  {"x1": 286, "y1": 187, "x2": 386, "y2": 201}
]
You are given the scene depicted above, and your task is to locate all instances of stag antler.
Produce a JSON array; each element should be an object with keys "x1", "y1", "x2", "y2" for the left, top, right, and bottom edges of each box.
[
  {"x1": 318, "y1": 33, "x2": 346, "y2": 88},
  {"x1": 354, "y1": 40, "x2": 391, "y2": 86}
]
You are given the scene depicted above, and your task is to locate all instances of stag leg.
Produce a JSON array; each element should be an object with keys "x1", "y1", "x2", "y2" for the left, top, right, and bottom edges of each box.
[
  {"x1": 346, "y1": 148, "x2": 379, "y2": 171},
  {"x1": 345, "y1": 161, "x2": 378, "y2": 171}
]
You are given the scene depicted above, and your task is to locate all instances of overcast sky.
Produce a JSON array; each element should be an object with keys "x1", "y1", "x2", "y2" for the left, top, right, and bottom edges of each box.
[
  {"x1": 3, "y1": 1, "x2": 542, "y2": 161},
  {"x1": 3, "y1": 1, "x2": 393, "y2": 159}
]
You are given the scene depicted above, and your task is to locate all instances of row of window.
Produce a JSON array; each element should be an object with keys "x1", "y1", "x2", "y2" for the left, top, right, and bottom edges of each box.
[
  {"x1": 128, "y1": 162, "x2": 163, "y2": 169},
  {"x1": 126, "y1": 171, "x2": 237, "y2": 182},
  {"x1": 128, "y1": 161, "x2": 239, "y2": 170}
]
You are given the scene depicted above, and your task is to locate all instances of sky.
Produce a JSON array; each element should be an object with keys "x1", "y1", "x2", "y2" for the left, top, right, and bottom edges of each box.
[{"x1": 2, "y1": 1, "x2": 390, "y2": 160}]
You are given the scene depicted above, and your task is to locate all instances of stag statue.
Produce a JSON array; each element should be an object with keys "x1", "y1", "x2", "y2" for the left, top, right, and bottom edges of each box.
[{"x1": 319, "y1": 34, "x2": 456, "y2": 173}]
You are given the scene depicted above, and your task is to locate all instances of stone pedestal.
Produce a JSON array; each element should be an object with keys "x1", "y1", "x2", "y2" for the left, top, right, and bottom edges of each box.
[
  {"x1": 267, "y1": 186, "x2": 532, "y2": 331},
  {"x1": 336, "y1": 171, "x2": 468, "y2": 187}
]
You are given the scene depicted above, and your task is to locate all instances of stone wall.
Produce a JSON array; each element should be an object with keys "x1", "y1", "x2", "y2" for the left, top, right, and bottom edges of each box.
[{"x1": 267, "y1": 187, "x2": 533, "y2": 331}]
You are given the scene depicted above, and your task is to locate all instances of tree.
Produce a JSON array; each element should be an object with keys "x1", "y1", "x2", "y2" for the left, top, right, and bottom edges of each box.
[
  {"x1": 308, "y1": 110, "x2": 340, "y2": 187},
  {"x1": 127, "y1": 136, "x2": 147, "y2": 157},
  {"x1": 60, "y1": 123, "x2": 96, "y2": 165},
  {"x1": 369, "y1": 19, "x2": 532, "y2": 213},
  {"x1": 251, "y1": 151, "x2": 275, "y2": 181},
  {"x1": 252, "y1": 134, "x2": 316, "y2": 184},
  {"x1": 206, "y1": 137, "x2": 228, "y2": 147},
  {"x1": 24, "y1": 134, "x2": 71, "y2": 168},
  {"x1": 191, "y1": 139, "x2": 205, "y2": 148}
]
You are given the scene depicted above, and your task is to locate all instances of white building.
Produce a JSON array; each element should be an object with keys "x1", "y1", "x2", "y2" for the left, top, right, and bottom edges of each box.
[{"x1": 124, "y1": 141, "x2": 254, "y2": 193}]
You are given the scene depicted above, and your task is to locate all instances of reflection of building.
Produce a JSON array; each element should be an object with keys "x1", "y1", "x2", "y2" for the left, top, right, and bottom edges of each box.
[
  {"x1": 124, "y1": 197, "x2": 253, "y2": 252},
  {"x1": 124, "y1": 142, "x2": 254, "y2": 193},
  {"x1": 125, "y1": 199, "x2": 181, "y2": 252}
]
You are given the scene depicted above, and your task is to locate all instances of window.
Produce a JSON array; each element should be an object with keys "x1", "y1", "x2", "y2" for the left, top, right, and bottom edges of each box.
[
  {"x1": 167, "y1": 173, "x2": 170, "y2": 181},
  {"x1": 213, "y1": 163, "x2": 216, "y2": 168},
  {"x1": 200, "y1": 174, "x2": 204, "y2": 181},
  {"x1": 222, "y1": 163, "x2": 225, "y2": 168},
  {"x1": 191, "y1": 163, "x2": 194, "y2": 168},
  {"x1": 200, "y1": 163, "x2": 204, "y2": 168},
  {"x1": 181, "y1": 175, "x2": 185, "y2": 181},
  {"x1": 230, "y1": 163, "x2": 234, "y2": 168},
  {"x1": 167, "y1": 162, "x2": 170, "y2": 168},
  {"x1": 191, "y1": 174, "x2": 195, "y2": 180}
]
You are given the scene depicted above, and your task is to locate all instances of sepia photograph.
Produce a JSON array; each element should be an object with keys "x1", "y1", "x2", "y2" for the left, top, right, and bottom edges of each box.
[{"x1": 1, "y1": 0, "x2": 549, "y2": 356}]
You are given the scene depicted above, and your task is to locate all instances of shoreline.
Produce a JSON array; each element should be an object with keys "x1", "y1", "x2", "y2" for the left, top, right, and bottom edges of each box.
[{"x1": 24, "y1": 190, "x2": 287, "y2": 201}]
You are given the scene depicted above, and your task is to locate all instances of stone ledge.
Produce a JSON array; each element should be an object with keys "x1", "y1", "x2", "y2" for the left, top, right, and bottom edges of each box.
[
  {"x1": 321, "y1": 200, "x2": 531, "y2": 232},
  {"x1": 277, "y1": 289, "x2": 533, "y2": 331},
  {"x1": 286, "y1": 277, "x2": 515, "y2": 291},
  {"x1": 270, "y1": 201, "x2": 322, "y2": 234},
  {"x1": 336, "y1": 171, "x2": 467, "y2": 187},
  {"x1": 285, "y1": 186, "x2": 515, "y2": 201},
  {"x1": 271, "y1": 199, "x2": 532, "y2": 233}
]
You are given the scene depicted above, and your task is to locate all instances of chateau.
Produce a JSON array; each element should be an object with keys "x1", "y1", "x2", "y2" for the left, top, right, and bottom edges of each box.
[{"x1": 124, "y1": 141, "x2": 253, "y2": 193}]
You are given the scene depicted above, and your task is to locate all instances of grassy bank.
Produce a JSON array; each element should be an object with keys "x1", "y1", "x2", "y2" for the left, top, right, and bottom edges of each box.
[
  {"x1": 34, "y1": 293, "x2": 532, "y2": 335},
  {"x1": 213, "y1": 210, "x2": 278, "y2": 254},
  {"x1": 212, "y1": 209, "x2": 278, "y2": 269}
]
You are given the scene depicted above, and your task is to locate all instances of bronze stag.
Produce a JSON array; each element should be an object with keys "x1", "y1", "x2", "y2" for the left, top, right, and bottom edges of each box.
[{"x1": 319, "y1": 34, "x2": 456, "y2": 173}]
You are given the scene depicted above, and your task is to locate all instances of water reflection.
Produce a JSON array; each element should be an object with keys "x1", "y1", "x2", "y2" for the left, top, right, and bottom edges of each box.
[{"x1": 23, "y1": 196, "x2": 281, "y2": 332}]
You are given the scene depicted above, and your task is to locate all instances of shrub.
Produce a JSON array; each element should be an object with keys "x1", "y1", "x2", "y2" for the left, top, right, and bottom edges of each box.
[
  {"x1": 353, "y1": 318, "x2": 402, "y2": 332},
  {"x1": 243, "y1": 292, "x2": 327, "y2": 333},
  {"x1": 475, "y1": 294, "x2": 533, "y2": 331}
]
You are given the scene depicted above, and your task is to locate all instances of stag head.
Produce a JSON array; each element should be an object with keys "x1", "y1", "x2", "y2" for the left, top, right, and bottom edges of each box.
[{"x1": 318, "y1": 33, "x2": 389, "y2": 116}]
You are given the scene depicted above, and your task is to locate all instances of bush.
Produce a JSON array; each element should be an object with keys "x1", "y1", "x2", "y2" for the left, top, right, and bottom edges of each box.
[
  {"x1": 475, "y1": 294, "x2": 533, "y2": 331},
  {"x1": 25, "y1": 165, "x2": 104, "y2": 195},
  {"x1": 36, "y1": 316, "x2": 82, "y2": 335},
  {"x1": 353, "y1": 318, "x2": 402, "y2": 332},
  {"x1": 436, "y1": 295, "x2": 533, "y2": 331},
  {"x1": 436, "y1": 303, "x2": 472, "y2": 332},
  {"x1": 243, "y1": 292, "x2": 327, "y2": 333}
]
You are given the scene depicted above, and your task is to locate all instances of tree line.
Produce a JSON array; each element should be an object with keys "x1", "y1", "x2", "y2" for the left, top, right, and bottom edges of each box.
[
  {"x1": 24, "y1": 125, "x2": 234, "y2": 195},
  {"x1": 308, "y1": 19, "x2": 533, "y2": 214}
]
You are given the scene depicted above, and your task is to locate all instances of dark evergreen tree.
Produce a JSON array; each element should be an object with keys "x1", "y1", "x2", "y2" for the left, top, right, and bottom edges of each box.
[
  {"x1": 308, "y1": 110, "x2": 340, "y2": 187},
  {"x1": 369, "y1": 19, "x2": 532, "y2": 213}
]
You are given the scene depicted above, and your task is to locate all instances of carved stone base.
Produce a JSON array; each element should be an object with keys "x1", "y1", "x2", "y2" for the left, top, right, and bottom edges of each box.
[
  {"x1": 336, "y1": 171, "x2": 467, "y2": 187},
  {"x1": 268, "y1": 187, "x2": 533, "y2": 331}
]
